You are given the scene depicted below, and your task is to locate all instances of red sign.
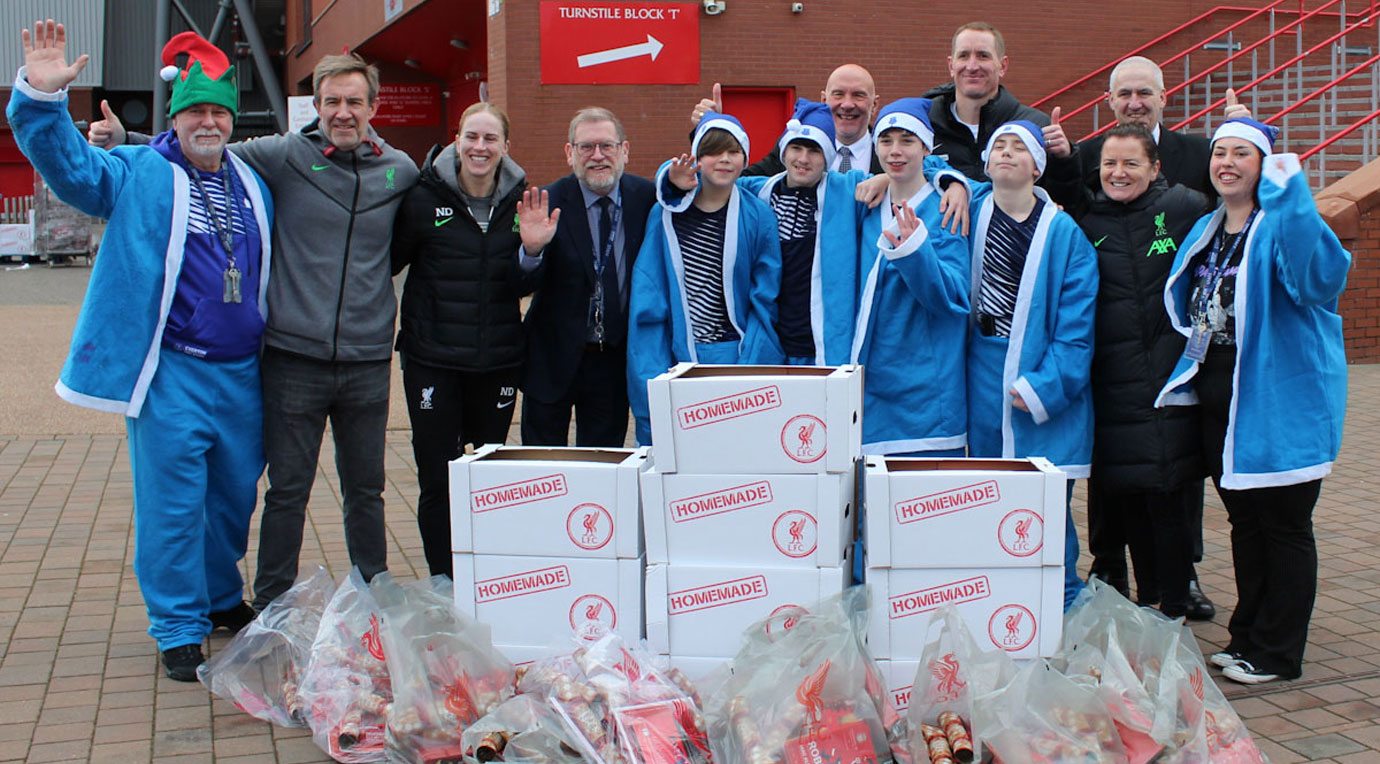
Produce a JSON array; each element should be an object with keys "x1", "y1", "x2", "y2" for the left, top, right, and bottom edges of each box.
[
  {"x1": 540, "y1": 2, "x2": 699, "y2": 85},
  {"x1": 371, "y1": 83, "x2": 441, "y2": 127}
]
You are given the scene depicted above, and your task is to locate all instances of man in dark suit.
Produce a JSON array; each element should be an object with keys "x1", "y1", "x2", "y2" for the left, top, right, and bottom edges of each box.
[
  {"x1": 1074, "y1": 56, "x2": 1250, "y2": 200},
  {"x1": 688, "y1": 64, "x2": 885, "y2": 176},
  {"x1": 519, "y1": 108, "x2": 655, "y2": 446}
]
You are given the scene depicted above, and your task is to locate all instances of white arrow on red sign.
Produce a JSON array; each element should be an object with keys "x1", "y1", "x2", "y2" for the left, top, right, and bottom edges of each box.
[{"x1": 577, "y1": 34, "x2": 665, "y2": 68}]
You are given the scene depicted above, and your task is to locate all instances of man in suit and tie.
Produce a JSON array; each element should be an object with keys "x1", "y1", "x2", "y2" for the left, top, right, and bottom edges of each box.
[
  {"x1": 688, "y1": 65, "x2": 885, "y2": 176},
  {"x1": 519, "y1": 107, "x2": 655, "y2": 446}
]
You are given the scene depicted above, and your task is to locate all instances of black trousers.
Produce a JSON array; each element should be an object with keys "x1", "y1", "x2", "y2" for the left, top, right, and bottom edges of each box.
[
  {"x1": 1087, "y1": 478, "x2": 1198, "y2": 609},
  {"x1": 521, "y1": 345, "x2": 630, "y2": 447},
  {"x1": 1199, "y1": 345, "x2": 1317, "y2": 677},
  {"x1": 402, "y1": 357, "x2": 519, "y2": 578}
]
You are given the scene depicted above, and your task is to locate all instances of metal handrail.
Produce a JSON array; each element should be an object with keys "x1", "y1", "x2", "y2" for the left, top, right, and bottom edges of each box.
[
  {"x1": 1031, "y1": 0, "x2": 1294, "y2": 109},
  {"x1": 1166, "y1": 7, "x2": 1380, "y2": 131},
  {"x1": 1265, "y1": 52, "x2": 1380, "y2": 123},
  {"x1": 1073, "y1": 0, "x2": 1358, "y2": 141},
  {"x1": 1300, "y1": 105, "x2": 1380, "y2": 159}
]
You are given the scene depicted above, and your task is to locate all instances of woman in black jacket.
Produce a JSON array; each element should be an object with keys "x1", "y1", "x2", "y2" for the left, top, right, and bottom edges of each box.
[
  {"x1": 390, "y1": 102, "x2": 544, "y2": 577},
  {"x1": 1074, "y1": 123, "x2": 1213, "y2": 617}
]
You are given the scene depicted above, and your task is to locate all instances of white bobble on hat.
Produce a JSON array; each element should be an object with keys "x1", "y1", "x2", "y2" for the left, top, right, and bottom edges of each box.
[{"x1": 159, "y1": 65, "x2": 180, "y2": 82}]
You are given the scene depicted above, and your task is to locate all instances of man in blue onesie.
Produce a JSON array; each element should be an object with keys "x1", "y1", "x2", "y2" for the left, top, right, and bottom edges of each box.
[
  {"x1": 965, "y1": 121, "x2": 1098, "y2": 609},
  {"x1": 8, "y1": 21, "x2": 273, "y2": 680}
]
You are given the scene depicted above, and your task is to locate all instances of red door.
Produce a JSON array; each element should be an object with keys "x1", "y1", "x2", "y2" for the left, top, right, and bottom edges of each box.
[{"x1": 720, "y1": 86, "x2": 796, "y2": 166}]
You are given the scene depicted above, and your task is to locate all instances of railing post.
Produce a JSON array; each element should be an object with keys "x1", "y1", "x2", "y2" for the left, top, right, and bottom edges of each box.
[{"x1": 1185, "y1": 56, "x2": 1193, "y2": 123}]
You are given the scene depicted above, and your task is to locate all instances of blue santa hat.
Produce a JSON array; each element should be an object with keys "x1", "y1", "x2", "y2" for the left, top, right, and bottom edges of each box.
[
  {"x1": 982, "y1": 120, "x2": 1047, "y2": 177},
  {"x1": 693, "y1": 111, "x2": 751, "y2": 159},
  {"x1": 776, "y1": 99, "x2": 837, "y2": 166},
  {"x1": 874, "y1": 98, "x2": 936, "y2": 151},
  {"x1": 1212, "y1": 117, "x2": 1279, "y2": 156}
]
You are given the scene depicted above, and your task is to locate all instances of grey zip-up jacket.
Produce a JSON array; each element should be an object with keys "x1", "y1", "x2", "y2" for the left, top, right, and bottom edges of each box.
[{"x1": 129, "y1": 120, "x2": 420, "y2": 361}]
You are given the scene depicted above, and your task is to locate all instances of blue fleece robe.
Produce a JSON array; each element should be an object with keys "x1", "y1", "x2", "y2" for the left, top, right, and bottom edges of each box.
[
  {"x1": 738, "y1": 170, "x2": 868, "y2": 365},
  {"x1": 966, "y1": 184, "x2": 1098, "y2": 477},
  {"x1": 853, "y1": 183, "x2": 971, "y2": 454},
  {"x1": 6, "y1": 72, "x2": 273, "y2": 417},
  {"x1": 627, "y1": 160, "x2": 785, "y2": 445},
  {"x1": 1156, "y1": 153, "x2": 1349, "y2": 490}
]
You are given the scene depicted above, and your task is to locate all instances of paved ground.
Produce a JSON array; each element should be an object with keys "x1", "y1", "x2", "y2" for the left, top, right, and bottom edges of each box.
[{"x1": 2, "y1": 264, "x2": 1380, "y2": 762}]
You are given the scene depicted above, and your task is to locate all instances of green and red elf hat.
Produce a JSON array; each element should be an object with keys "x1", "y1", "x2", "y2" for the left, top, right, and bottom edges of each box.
[{"x1": 159, "y1": 31, "x2": 237, "y2": 118}]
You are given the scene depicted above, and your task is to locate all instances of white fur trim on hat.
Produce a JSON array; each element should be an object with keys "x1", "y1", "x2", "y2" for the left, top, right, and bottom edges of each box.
[
  {"x1": 982, "y1": 123, "x2": 1047, "y2": 176},
  {"x1": 160, "y1": 65, "x2": 180, "y2": 82},
  {"x1": 875, "y1": 112, "x2": 935, "y2": 151},
  {"x1": 693, "y1": 116, "x2": 751, "y2": 160},
  {"x1": 1212, "y1": 121, "x2": 1274, "y2": 157},
  {"x1": 777, "y1": 118, "x2": 837, "y2": 167}
]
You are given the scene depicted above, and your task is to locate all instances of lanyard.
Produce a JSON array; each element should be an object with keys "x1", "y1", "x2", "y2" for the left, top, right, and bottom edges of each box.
[
  {"x1": 594, "y1": 202, "x2": 622, "y2": 276},
  {"x1": 1195, "y1": 207, "x2": 1257, "y2": 321},
  {"x1": 189, "y1": 164, "x2": 239, "y2": 265}
]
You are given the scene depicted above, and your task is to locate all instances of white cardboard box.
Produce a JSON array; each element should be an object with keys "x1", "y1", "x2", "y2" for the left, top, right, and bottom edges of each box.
[
  {"x1": 645, "y1": 563, "x2": 850, "y2": 658},
  {"x1": 647, "y1": 364, "x2": 862, "y2": 474},
  {"x1": 874, "y1": 659, "x2": 919, "y2": 714},
  {"x1": 641, "y1": 468, "x2": 855, "y2": 567},
  {"x1": 866, "y1": 565, "x2": 1062, "y2": 661},
  {"x1": 864, "y1": 457, "x2": 1066, "y2": 568},
  {"x1": 453, "y1": 553, "x2": 644, "y2": 650},
  {"x1": 450, "y1": 445, "x2": 649, "y2": 558}
]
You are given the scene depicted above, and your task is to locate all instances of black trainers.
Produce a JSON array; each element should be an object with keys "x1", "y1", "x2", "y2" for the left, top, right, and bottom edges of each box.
[
  {"x1": 162, "y1": 644, "x2": 205, "y2": 682},
  {"x1": 1222, "y1": 660, "x2": 1282, "y2": 685},
  {"x1": 1210, "y1": 650, "x2": 1245, "y2": 669},
  {"x1": 209, "y1": 601, "x2": 257, "y2": 633}
]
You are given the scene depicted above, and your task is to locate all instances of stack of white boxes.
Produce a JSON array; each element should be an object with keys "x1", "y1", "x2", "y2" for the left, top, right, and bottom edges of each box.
[
  {"x1": 641, "y1": 363, "x2": 864, "y2": 677},
  {"x1": 862, "y1": 456, "x2": 1068, "y2": 695},
  {"x1": 449, "y1": 445, "x2": 650, "y2": 665}
]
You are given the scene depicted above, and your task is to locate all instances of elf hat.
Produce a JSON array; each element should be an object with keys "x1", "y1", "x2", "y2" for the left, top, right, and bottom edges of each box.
[
  {"x1": 160, "y1": 31, "x2": 237, "y2": 118},
  {"x1": 875, "y1": 98, "x2": 935, "y2": 151},
  {"x1": 777, "y1": 99, "x2": 837, "y2": 166},
  {"x1": 693, "y1": 112, "x2": 750, "y2": 159},
  {"x1": 982, "y1": 120, "x2": 1047, "y2": 177},
  {"x1": 1212, "y1": 118, "x2": 1279, "y2": 156}
]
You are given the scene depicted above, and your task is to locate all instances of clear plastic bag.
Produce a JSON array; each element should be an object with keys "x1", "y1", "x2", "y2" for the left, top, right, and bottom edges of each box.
[
  {"x1": 297, "y1": 567, "x2": 394, "y2": 763},
  {"x1": 460, "y1": 694, "x2": 590, "y2": 764},
  {"x1": 972, "y1": 659, "x2": 1128, "y2": 764},
  {"x1": 707, "y1": 587, "x2": 890, "y2": 764},
  {"x1": 371, "y1": 572, "x2": 517, "y2": 764},
  {"x1": 197, "y1": 566, "x2": 335, "y2": 727},
  {"x1": 905, "y1": 605, "x2": 1016, "y2": 764}
]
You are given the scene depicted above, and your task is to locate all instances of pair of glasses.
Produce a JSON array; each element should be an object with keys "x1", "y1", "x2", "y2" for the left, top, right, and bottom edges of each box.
[{"x1": 574, "y1": 141, "x2": 621, "y2": 156}]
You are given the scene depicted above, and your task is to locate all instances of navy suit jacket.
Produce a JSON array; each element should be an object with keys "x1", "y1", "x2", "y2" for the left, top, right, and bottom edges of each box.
[{"x1": 521, "y1": 172, "x2": 656, "y2": 403}]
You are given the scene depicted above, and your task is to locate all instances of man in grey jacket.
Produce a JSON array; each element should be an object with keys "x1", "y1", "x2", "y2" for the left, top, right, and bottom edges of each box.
[{"x1": 91, "y1": 53, "x2": 419, "y2": 609}]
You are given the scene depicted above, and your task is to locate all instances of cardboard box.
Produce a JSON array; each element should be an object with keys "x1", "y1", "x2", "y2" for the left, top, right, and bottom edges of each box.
[
  {"x1": 641, "y1": 469, "x2": 854, "y2": 567},
  {"x1": 866, "y1": 565, "x2": 1062, "y2": 661},
  {"x1": 647, "y1": 364, "x2": 862, "y2": 474},
  {"x1": 874, "y1": 659, "x2": 919, "y2": 714},
  {"x1": 645, "y1": 563, "x2": 850, "y2": 658},
  {"x1": 453, "y1": 553, "x2": 644, "y2": 650},
  {"x1": 864, "y1": 457, "x2": 1066, "y2": 568},
  {"x1": 450, "y1": 445, "x2": 649, "y2": 558}
]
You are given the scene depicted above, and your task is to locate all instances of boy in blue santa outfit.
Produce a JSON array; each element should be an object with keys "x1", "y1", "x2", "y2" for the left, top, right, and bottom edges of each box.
[
  {"x1": 627, "y1": 113, "x2": 784, "y2": 445},
  {"x1": 8, "y1": 21, "x2": 273, "y2": 680},
  {"x1": 965, "y1": 120, "x2": 1099, "y2": 609},
  {"x1": 853, "y1": 98, "x2": 973, "y2": 457}
]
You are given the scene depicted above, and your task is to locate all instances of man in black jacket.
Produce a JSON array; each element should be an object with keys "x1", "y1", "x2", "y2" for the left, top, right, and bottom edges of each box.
[
  {"x1": 1073, "y1": 56, "x2": 1250, "y2": 202},
  {"x1": 923, "y1": 22, "x2": 1078, "y2": 187},
  {"x1": 688, "y1": 65, "x2": 884, "y2": 176},
  {"x1": 519, "y1": 108, "x2": 655, "y2": 446}
]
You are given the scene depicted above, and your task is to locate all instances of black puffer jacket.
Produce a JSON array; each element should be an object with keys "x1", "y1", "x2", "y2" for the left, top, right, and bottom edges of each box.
[
  {"x1": 1076, "y1": 178, "x2": 1212, "y2": 490},
  {"x1": 391, "y1": 144, "x2": 537, "y2": 371},
  {"x1": 921, "y1": 83, "x2": 1079, "y2": 190}
]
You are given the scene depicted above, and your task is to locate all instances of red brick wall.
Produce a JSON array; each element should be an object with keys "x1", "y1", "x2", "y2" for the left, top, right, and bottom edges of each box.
[
  {"x1": 1317, "y1": 161, "x2": 1380, "y2": 361},
  {"x1": 487, "y1": 0, "x2": 1229, "y2": 186}
]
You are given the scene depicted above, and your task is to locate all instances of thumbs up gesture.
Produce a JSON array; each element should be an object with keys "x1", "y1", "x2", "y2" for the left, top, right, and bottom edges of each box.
[
  {"x1": 1043, "y1": 106, "x2": 1072, "y2": 158},
  {"x1": 690, "y1": 82, "x2": 724, "y2": 128},
  {"x1": 87, "y1": 98, "x2": 127, "y2": 149},
  {"x1": 1222, "y1": 88, "x2": 1253, "y2": 120}
]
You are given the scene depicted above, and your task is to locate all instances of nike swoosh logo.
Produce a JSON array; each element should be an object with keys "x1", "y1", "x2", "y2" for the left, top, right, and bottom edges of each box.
[
  {"x1": 434, "y1": 217, "x2": 454, "y2": 227},
  {"x1": 311, "y1": 163, "x2": 330, "y2": 171},
  {"x1": 496, "y1": 399, "x2": 514, "y2": 409},
  {"x1": 1093, "y1": 235, "x2": 1108, "y2": 247}
]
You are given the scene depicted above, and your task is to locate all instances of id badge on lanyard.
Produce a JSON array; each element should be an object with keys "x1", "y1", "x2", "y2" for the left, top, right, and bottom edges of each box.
[{"x1": 1185, "y1": 210, "x2": 1256, "y2": 362}]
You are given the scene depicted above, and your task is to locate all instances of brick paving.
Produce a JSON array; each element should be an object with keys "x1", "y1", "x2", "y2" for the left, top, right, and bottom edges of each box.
[{"x1": 1, "y1": 272, "x2": 1378, "y2": 762}]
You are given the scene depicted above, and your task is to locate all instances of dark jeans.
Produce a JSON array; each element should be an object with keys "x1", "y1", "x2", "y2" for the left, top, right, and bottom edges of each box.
[
  {"x1": 521, "y1": 345, "x2": 630, "y2": 447},
  {"x1": 252, "y1": 347, "x2": 390, "y2": 609},
  {"x1": 402, "y1": 357, "x2": 519, "y2": 577}
]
